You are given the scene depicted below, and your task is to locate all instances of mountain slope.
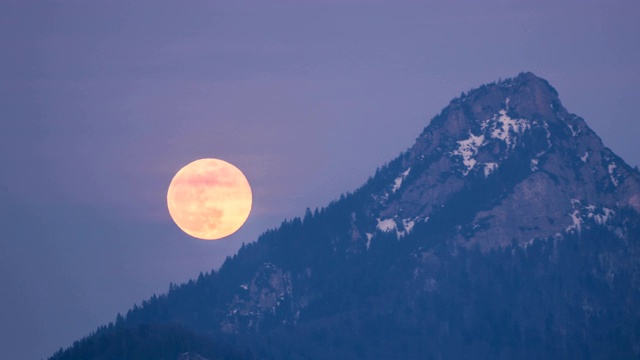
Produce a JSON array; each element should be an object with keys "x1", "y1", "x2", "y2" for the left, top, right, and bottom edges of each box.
[{"x1": 51, "y1": 73, "x2": 640, "y2": 360}]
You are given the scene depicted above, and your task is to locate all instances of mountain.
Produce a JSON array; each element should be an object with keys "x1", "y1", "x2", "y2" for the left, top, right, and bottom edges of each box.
[{"x1": 50, "y1": 73, "x2": 640, "y2": 360}]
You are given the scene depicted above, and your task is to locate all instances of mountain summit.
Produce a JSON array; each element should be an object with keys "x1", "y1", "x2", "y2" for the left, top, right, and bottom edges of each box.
[
  {"x1": 365, "y1": 72, "x2": 640, "y2": 251},
  {"x1": 52, "y1": 73, "x2": 640, "y2": 360}
]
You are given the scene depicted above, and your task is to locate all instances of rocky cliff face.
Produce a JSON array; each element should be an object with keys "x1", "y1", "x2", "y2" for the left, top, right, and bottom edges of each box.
[{"x1": 51, "y1": 73, "x2": 640, "y2": 360}]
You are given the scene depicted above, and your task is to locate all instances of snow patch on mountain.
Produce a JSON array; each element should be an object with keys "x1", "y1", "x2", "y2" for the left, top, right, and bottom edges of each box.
[
  {"x1": 567, "y1": 123, "x2": 579, "y2": 137},
  {"x1": 402, "y1": 218, "x2": 416, "y2": 233},
  {"x1": 580, "y1": 152, "x2": 589, "y2": 163},
  {"x1": 392, "y1": 168, "x2": 411, "y2": 193},
  {"x1": 520, "y1": 237, "x2": 537, "y2": 249},
  {"x1": 542, "y1": 121, "x2": 552, "y2": 150},
  {"x1": 567, "y1": 210, "x2": 583, "y2": 233},
  {"x1": 490, "y1": 109, "x2": 530, "y2": 150},
  {"x1": 377, "y1": 217, "x2": 419, "y2": 239},
  {"x1": 450, "y1": 106, "x2": 533, "y2": 177},
  {"x1": 584, "y1": 205, "x2": 615, "y2": 225},
  {"x1": 452, "y1": 132, "x2": 485, "y2": 175},
  {"x1": 377, "y1": 218, "x2": 396, "y2": 232},
  {"x1": 608, "y1": 163, "x2": 619, "y2": 186},
  {"x1": 530, "y1": 158, "x2": 539, "y2": 171},
  {"x1": 372, "y1": 192, "x2": 389, "y2": 206},
  {"x1": 565, "y1": 199, "x2": 616, "y2": 234},
  {"x1": 484, "y1": 162, "x2": 498, "y2": 177}
]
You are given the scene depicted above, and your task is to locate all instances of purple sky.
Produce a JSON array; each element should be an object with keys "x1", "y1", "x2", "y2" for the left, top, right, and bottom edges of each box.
[{"x1": 1, "y1": 1, "x2": 639, "y2": 359}]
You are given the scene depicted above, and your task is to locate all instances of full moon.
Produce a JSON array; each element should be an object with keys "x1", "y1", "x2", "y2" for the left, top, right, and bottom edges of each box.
[{"x1": 167, "y1": 158, "x2": 252, "y2": 240}]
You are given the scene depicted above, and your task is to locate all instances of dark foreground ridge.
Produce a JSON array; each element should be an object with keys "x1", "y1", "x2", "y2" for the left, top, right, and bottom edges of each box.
[{"x1": 51, "y1": 72, "x2": 640, "y2": 360}]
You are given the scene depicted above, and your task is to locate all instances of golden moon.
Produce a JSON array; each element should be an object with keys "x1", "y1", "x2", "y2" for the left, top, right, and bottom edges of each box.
[{"x1": 167, "y1": 158, "x2": 252, "y2": 240}]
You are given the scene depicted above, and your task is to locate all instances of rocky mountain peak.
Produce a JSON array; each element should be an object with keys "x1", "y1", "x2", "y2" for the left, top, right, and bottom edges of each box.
[
  {"x1": 369, "y1": 72, "x2": 640, "y2": 250},
  {"x1": 422, "y1": 72, "x2": 560, "y2": 140}
]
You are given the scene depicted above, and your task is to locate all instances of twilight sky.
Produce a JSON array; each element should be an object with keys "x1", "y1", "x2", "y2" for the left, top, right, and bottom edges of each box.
[{"x1": 1, "y1": 1, "x2": 639, "y2": 359}]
